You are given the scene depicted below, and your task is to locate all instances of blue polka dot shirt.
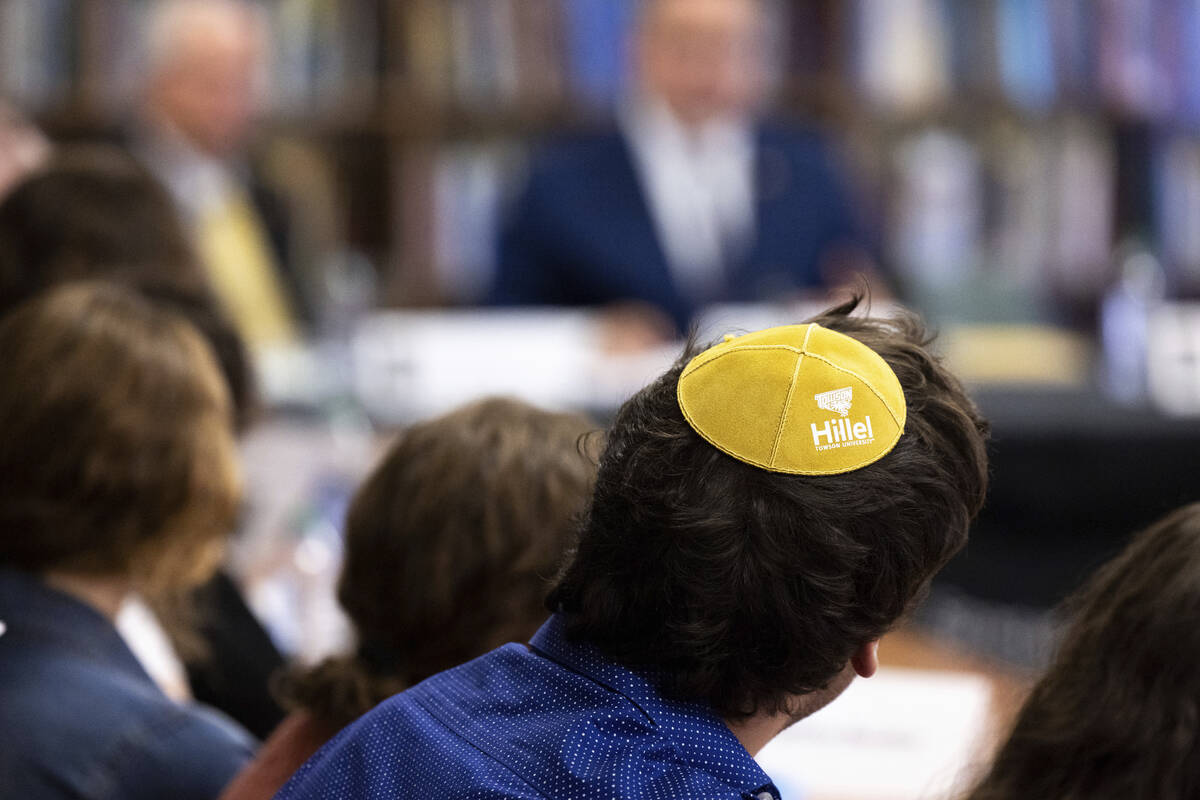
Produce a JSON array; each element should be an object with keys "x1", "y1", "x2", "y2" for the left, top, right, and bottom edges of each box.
[{"x1": 274, "y1": 614, "x2": 781, "y2": 799}]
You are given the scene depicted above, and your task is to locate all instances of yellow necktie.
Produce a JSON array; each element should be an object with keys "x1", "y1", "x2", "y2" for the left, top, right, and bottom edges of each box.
[{"x1": 197, "y1": 187, "x2": 298, "y2": 347}]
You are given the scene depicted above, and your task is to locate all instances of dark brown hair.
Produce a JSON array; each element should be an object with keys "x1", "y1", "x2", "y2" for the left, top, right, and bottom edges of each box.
[
  {"x1": 0, "y1": 282, "x2": 241, "y2": 592},
  {"x1": 548, "y1": 297, "x2": 990, "y2": 719},
  {"x1": 0, "y1": 145, "x2": 203, "y2": 306},
  {"x1": 966, "y1": 503, "x2": 1200, "y2": 800},
  {"x1": 0, "y1": 145, "x2": 257, "y2": 431},
  {"x1": 281, "y1": 397, "x2": 598, "y2": 729}
]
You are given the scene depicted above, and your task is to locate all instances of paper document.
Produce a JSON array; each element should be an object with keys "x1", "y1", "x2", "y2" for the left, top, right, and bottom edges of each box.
[{"x1": 755, "y1": 667, "x2": 993, "y2": 800}]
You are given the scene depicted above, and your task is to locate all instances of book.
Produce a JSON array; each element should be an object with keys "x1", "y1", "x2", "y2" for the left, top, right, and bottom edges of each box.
[
  {"x1": 853, "y1": 0, "x2": 951, "y2": 112},
  {"x1": 562, "y1": 0, "x2": 635, "y2": 108},
  {"x1": 0, "y1": 0, "x2": 74, "y2": 111},
  {"x1": 997, "y1": 0, "x2": 1056, "y2": 111},
  {"x1": 431, "y1": 142, "x2": 516, "y2": 303}
]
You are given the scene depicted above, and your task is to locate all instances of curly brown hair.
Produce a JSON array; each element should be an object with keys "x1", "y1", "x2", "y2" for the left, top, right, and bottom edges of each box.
[
  {"x1": 965, "y1": 503, "x2": 1200, "y2": 800},
  {"x1": 279, "y1": 397, "x2": 599, "y2": 729},
  {"x1": 548, "y1": 297, "x2": 990, "y2": 720}
]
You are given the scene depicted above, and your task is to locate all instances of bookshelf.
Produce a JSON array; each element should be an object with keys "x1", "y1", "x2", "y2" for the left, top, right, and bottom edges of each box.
[{"x1": 7, "y1": 0, "x2": 1200, "y2": 325}]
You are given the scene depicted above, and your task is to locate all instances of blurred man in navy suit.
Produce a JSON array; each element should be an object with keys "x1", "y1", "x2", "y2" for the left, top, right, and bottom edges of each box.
[{"x1": 492, "y1": 0, "x2": 876, "y2": 338}]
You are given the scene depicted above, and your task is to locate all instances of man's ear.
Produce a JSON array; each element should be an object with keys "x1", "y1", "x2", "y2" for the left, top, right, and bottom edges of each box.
[{"x1": 851, "y1": 639, "x2": 879, "y2": 678}]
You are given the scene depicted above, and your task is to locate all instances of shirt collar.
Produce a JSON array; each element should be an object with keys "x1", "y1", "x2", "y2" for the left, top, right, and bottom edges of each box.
[
  {"x1": 620, "y1": 94, "x2": 754, "y2": 160},
  {"x1": 0, "y1": 568, "x2": 153, "y2": 684},
  {"x1": 530, "y1": 614, "x2": 780, "y2": 800},
  {"x1": 135, "y1": 115, "x2": 242, "y2": 219}
]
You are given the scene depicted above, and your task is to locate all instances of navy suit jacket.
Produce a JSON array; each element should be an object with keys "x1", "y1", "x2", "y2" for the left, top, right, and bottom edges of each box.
[
  {"x1": 491, "y1": 123, "x2": 866, "y2": 330},
  {"x1": 0, "y1": 569, "x2": 255, "y2": 800}
]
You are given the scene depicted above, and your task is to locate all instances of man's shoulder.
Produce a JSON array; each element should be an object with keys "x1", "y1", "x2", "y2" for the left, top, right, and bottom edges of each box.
[
  {"x1": 278, "y1": 643, "x2": 761, "y2": 800},
  {"x1": 0, "y1": 647, "x2": 252, "y2": 800},
  {"x1": 275, "y1": 644, "x2": 558, "y2": 798}
]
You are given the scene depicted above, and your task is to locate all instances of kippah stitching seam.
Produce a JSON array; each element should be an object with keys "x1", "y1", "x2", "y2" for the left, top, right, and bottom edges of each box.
[
  {"x1": 677, "y1": 354, "x2": 778, "y2": 469},
  {"x1": 800, "y1": 351, "x2": 905, "y2": 428},
  {"x1": 680, "y1": 344, "x2": 806, "y2": 378},
  {"x1": 767, "y1": 324, "x2": 815, "y2": 468},
  {"x1": 768, "y1": 351, "x2": 805, "y2": 468}
]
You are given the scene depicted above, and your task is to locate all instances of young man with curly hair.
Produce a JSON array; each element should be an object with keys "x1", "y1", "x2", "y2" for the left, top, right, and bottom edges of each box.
[{"x1": 276, "y1": 298, "x2": 990, "y2": 800}]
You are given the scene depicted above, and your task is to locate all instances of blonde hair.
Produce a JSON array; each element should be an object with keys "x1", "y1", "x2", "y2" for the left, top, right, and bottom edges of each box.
[{"x1": 0, "y1": 282, "x2": 241, "y2": 595}]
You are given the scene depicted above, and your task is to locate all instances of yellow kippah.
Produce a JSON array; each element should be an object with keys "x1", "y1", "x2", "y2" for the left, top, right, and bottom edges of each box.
[{"x1": 677, "y1": 323, "x2": 907, "y2": 475}]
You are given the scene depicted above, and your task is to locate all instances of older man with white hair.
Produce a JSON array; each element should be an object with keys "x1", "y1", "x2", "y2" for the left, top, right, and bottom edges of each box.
[{"x1": 133, "y1": 0, "x2": 304, "y2": 348}]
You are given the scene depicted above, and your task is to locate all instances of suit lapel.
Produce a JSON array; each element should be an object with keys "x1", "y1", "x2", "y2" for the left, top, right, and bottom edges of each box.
[{"x1": 606, "y1": 131, "x2": 693, "y2": 324}]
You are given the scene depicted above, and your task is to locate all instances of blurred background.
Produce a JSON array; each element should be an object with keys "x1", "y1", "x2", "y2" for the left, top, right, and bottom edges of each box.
[
  {"x1": 3, "y1": 1, "x2": 1200, "y2": 797},
  {"x1": 12, "y1": 1, "x2": 1200, "y2": 319}
]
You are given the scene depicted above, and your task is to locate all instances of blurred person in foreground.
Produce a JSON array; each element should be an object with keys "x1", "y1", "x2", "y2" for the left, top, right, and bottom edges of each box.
[
  {"x1": 0, "y1": 147, "x2": 287, "y2": 739},
  {"x1": 132, "y1": 0, "x2": 330, "y2": 347},
  {"x1": 0, "y1": 283, "x2": 255, "y2": 800},
  {"x1": 491, "y1": 0, "x2": 877, "y2": 341},
  {"x1": 219, "y1": 397, "x2": 597, "y2": 800},
  {"x1": 966, "y1": 503, "x2": 1200, "y2": 800},
  {"x1": 275, "y1": 298, "x2": 988, "y2": 800}
]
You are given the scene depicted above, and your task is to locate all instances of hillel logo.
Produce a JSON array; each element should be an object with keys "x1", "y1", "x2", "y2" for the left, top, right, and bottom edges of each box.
[
  {"x1": 815, "y1": 387, "x2": 853, "y2": 417},
  {"x1": 811, "y1": 387, "x2": 875, "y2": 451}
]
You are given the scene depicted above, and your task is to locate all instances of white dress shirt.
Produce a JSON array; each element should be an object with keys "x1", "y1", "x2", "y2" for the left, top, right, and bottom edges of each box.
[
  {"x1": 134, "y1": 118, "x2": 238, "y2": 225},
  {"x1": 621, "y1": 98, "x2": 756, "y2": 302}
]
